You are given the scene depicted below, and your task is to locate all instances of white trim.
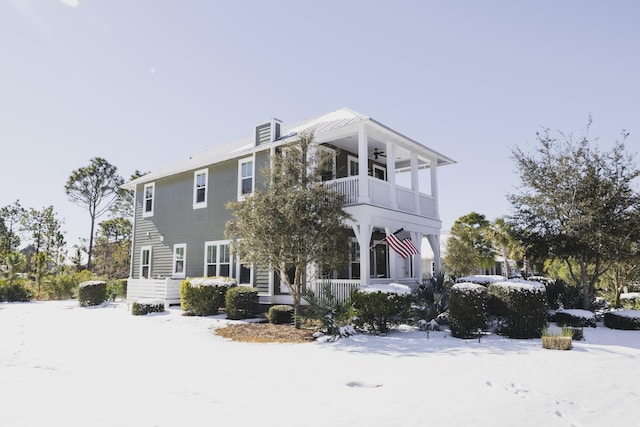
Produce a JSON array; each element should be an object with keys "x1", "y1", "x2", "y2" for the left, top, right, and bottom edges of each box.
[
  {"x1": 193, "y1": 168, "x2": 208, "y2": 209},
  {"x1": 238, "y1": 156, "x2": 254, "y2": 200},
  {"x1": 140, "y1": 246, "x2": 152, "y2": 279},
  {"x1": 142, "y1": 182, "x2": 155, "y2": 218},
  {"x1": 172, "y1": 243, "x2": 187, "y2": 279},
  {"x1": 347, "y1": 155, "x2": 359, "y2": 177}
]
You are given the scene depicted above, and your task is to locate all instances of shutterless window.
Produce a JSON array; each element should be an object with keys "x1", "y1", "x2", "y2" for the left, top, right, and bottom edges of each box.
[
  {"x1": 193, "y1": 169, "x2": 208, "y2": 208},
  {"x1": 140, "y1": 246, "x2": 152, "y2": 279},
  {"x1": 143, "y1": 183, "x2": 155, "y2": 217},
  {"x1": 173, "y1": 244, "x2": 186, "y2": 278},
  {"x1": 205, "y1": 241, "x2": 231, "y2": 277},
  {"x1": 238, "y1": 158, "x2": 253, "y2": 198}
]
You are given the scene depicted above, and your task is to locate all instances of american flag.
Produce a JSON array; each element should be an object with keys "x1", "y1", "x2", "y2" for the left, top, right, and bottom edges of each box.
[{"x1": 384, "y1": 228, "x2": 419, "y2": 259}]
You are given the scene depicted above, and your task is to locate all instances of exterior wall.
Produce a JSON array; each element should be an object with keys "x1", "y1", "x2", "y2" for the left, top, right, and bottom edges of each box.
[{"x1": 131, "y1": 157, "x2": 238, "y2": 280}]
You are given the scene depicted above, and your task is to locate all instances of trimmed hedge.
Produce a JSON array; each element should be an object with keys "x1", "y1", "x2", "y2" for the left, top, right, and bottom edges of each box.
[
  {"x1": 487, "y1": 280, "x2": 548, "y2": 338},
  {"x1": 552, "y1": 309, "x2": 596, "y2": 328},
  {"x1": 181, "y1": 277, "x2": 235, "y2": 316},
  {"x1": 225, "y1": 287, "x2": 259, "y2": 320},
  {"x1": 268, "y1": 305, "x2": 294, "y2": 324},
  {"x1": 604, "y1": 310, "x2": 640, "y2": 330},
  {"x1": 78, "y1": 281, "x2": 107, "y2": 307},
  {"x1": 352, "y1": 284, "x2": 412, "y2": 333},
  {"x1": 132, "y1": 299, "x2": 165, "y2": 315},
  {"x1": 449, "y1": 283, "x2": 488, "y2": 339}
]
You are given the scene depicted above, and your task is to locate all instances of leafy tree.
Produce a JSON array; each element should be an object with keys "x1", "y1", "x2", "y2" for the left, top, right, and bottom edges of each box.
[
  {"x1": 486, "y1": 217, "x2": 521, "y2": 278},
  {"x1": 443, "y1": 212, "x2": 495, "y2": 277},
  {"x1": 65, "y1": 157, "x2": 124, "y2": 270},
  {"x1": 509, "y1": 120, "x2": 640, "y2": 309},
  {"x1": 225, "y1": 133, "x2": 352, "y2": 325},
  {"x1": 3, "y1": 251, "x2": 26, "y2": 288},
  {"x1": 21, "y1": 206, "x2": 66, "y2": 279},
  {"x1": 0, "y1": 200, "x2": 24, "y2": 264},
  {"x1": 92, "y1": 217, "x2": 132, "y2": 278}
]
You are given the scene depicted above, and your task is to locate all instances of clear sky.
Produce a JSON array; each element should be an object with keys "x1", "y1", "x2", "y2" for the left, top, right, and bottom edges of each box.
[{"x1": 1, "y1": 0, "x2": 639, "y2": 253}]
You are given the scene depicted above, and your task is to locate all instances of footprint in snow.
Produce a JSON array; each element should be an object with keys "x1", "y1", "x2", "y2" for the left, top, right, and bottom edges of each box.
[{"x1": 345, "y1": 381, "x2": 383, "y2": 388}]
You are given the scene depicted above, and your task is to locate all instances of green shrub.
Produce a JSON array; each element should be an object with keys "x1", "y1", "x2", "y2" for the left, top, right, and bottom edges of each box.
[
  {"x1": 448, "y1": 283, "x2": 488, "y2": 339},
  {"x1": 78, "y1": 281, "x2": 107, "y2": 307},
  {"x1": 268, "y1": 305, "x2": 294, "y2": 324},
  {"x1": 180, "y1": 277, "x2": 235, "y2": 316},
  {"x1": 552, "y1": 309, "x2": 596, "y2": 328},
  {"x1": 48, "y1": 269, "x2": 96, "y2": 300},
  {"x1": 107, "y1": 279, "x2": 128, "y2": 301},
  {"x1": 2, "y1": 282, "x2": 32, "y2": 302},
  {"x1": 302, "y1": 282, "x2": 354, "y2": 336},
  {"x1": 487, "y1": 280, "x2": 548, "y2": 338},
  {"x1": 352, "y1": 284, "x2": 412, "y2": 334},
  {"x1": 545, "y1": 279, "x2": 582, "y2": 310},
  {"x1": 604, "y1": 310, "x2": 640, "y2": 330},
  {"x1": 132, "y1": 299, "x2": 165, "y2": 315},
  {"x1": 225, "y1": 287, "x2": 259, "y2": 320},
  {"x1": 413, "y1": 273, "x2": 452, "y2": 324}
]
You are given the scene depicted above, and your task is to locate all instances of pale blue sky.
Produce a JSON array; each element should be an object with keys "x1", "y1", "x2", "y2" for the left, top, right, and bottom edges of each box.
[{"x1": 1, "y1": 0, "x2": 639, "y2": 252}]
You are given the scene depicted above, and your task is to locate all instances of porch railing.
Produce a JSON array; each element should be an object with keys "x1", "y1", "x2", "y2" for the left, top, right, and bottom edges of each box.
[{"x1": 127, "y1": 278, "x2": 182, "y2": 306}]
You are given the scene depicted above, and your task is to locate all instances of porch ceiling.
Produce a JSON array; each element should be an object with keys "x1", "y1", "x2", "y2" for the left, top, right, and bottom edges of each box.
[{"x1": 328, "y1": 135, "x2": 432, "y2": 171}]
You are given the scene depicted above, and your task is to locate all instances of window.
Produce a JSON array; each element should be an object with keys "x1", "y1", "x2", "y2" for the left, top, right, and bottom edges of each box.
[
  {"x1": 318, "y1": 146, "x2": 336, "y2": 181},
  {"x1": 205, "y1": 241, "x2": 231, "y2": 277},
  {"x1": 173, "y1": 244, "x2": 186, "y2": 278},
  {"x1": 140, "y1": 246, "x2": 152, "y2": 279},
  {"x1": 238, "y1": 158, "x2": 254, "y2": 198},
  {"x1": 351, "y1": 239, "x2": 361, "y2": 279},
  {"x1": 143, "y1": 183, "x2": 154, "y2": 217},
  {"x1": 193, "y1": 169, "x2": 208, "y2": 208},
  {"x1": 372, "y1": 165, "x2": 386, "y2": 181},
  {"x1": 347, "y1": 155, "x2": 359, "y2": 176},
  {"x1": 370, "y1": 242, "x2": 389, "y2": 278}
]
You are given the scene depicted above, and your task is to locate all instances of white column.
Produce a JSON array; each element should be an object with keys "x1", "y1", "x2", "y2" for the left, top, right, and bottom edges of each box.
[
  {"x1": 358, "y1": 126, "x2": 370, "y2": 203},
  {"x1": 410, "y1": 153, "x2": 420, "y2": 213},
  {"x1": 352, "y1": 222, "x2": 371, "y2": 285},
  {"x1": 413, "y1": 231, "x2": 423, "y2": 281},
  {"x1": 430, "y1": 159, "x2": 439, "y2": 218},
  {"x1": 386, "y1": 142, "x2": 398, "y2": 209}
]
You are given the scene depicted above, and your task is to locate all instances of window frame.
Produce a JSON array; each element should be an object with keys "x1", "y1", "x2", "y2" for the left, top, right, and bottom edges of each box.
[
  {"x1": 172, "y1": 243, "x2": 187, "y2": 279},
  {"x1": 142, "y1": 182, "x2": 155, "y2": 218},
  {"x1": 204, "y1": 240, "x2": 232, "y2": 278},
  {"x1": 347, "y1": 155, "x2": 359, "y2": 177},
  {"x1": 238, "y1": 157, "x2": 254, "y2": 200},
  {"x1": 193, "y1": 168, "x2": 208, "y2": 209},
  {"x1": 140, "y1": 246, "x2": 152, "y2": 279},
  {"x1": 372, "y1": 164, "x2": 387, "y2": 181},
  {"x1": 318, "y1": 145, "x2": 336, "y2": 181}
]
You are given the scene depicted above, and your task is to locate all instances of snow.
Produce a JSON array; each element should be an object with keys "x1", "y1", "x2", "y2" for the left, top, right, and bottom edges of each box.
[
  {"x1": 456, "y1": 274, "x2": 505, "y2": 284},
  {"x1": 609, "y1": 309, "x2": 640, "y2": 319},
  {"x1": 187, "y1": 277, "x2": 235, "y2": 287},
  {"x1": 2, "y1": 300, "x2": 640, "y2": 426},
  {"x1": 557, "y1": 309, "x2": 596, "y2": 320},
  {"x1": 620, "y1": 292, "x2": 640, "y2": 300},
  {"x1": 357, "y1": 283, "x2": 412, "y2": 295},
  {"x1": 452, "y1": 282, "x2": 486, "y2": 292},
  {"x1": 78, "y1": 280, "x2": 106, "y2": 288},
  {"x1": 493, "y1": 279, "x2": 546, "y2": 292}
]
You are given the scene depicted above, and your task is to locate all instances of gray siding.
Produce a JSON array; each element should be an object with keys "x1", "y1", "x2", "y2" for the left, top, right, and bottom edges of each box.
[{"x1": 132, "y1": 157, "x2": 240, "y2": 279}]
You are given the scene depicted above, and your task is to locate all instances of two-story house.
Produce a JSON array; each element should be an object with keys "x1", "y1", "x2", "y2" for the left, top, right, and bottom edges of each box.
[{"x1": 123, "y1": 108, "x2": 455, "y2": 306}]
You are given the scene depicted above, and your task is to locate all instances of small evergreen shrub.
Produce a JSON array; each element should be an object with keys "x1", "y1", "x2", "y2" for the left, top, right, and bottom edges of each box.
[
  {"x1": 487, "y1": 280, "x2": 548, "y2": 338},
  {"x1": 412, "y1": 273, "x2": 451, "y2": 325},
  {"x1": 352, "y1": 284, "x2": 412, "y2": 333},
  {"x1": 132, "y1": 299, "x2": 165, "y2": 315},
  {"x1": 107, "y1": 279, "x2": 128, "y2": 301},
  {"x1": 448, "y1": 283, "x2": 488, "y2": 339},
  {"x1": 268, "y1": 305, "x2": 294, "y2": 324},
  {"x1": 225, "y1": 287, "x2": 259, "y2": 320},
  {"x1": 302, "y1": 282, "x2": 354, "y2": 337},
  {"x1": 181, "y1": 277, "x2": 235, "y2": 316},
  {"x1": 78, "y1": 281, "x2": 107, "y2": 307},
  {"x1": 604, "y1": 310, "x2": 640, "y2": 330},
  {"x1": 2, "y1": 283, "x2": 32, "y2": 302},
  {"x1": 552, "y1": 309, "x2": 596, "y2": 328},
  {"x1": 544, "y1": 279, "x2": 582, "y2": 310}
]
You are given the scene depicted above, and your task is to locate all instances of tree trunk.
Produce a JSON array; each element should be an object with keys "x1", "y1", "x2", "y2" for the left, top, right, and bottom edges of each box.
[{"x1": 580, "y1": 258, "x2": 590, "y2": 310}]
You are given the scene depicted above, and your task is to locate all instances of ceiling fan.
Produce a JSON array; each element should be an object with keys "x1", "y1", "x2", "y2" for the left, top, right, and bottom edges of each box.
[{"x1": 372, "y1": 148, "x2": 386, "y2": 160}]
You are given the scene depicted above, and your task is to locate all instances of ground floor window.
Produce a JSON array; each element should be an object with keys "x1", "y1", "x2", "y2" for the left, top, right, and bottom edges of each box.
[
  {"x1": 140, "y1": 246, "x2": 152, "y2": 279},
  {"x1": 205, "y1": 241, "x2": 231, "y2": 277},
  {"x1": 370, "y1": 243, "x2": 389, "y2": 278},
  {"x1": 172, "y1": 243, "x2": 186, "y2": 279}
]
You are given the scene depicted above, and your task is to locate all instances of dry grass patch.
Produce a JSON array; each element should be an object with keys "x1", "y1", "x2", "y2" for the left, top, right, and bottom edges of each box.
[{"x1": 215, "y1": 322, "x2": 316, "y2": 343}]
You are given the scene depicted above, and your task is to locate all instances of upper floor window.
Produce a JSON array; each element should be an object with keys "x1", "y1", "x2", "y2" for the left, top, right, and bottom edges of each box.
[
  {"x1": 173, "y1": 243, "x2": 186, "y2": 279},
  {"x1": 193, "y1": 169, "x2": 208, "y2": 209},
  {"x1": 140, "y1": 246, "x2": 152, "y2": 279},
  {"x1": 143, "y1": 183, "x2": 155, "y2": 217},
  {"x1": 238, "y1": 157, "x2": 254, "y2": 199},
  {"x1": 372, "y1": 164, "x2": 386, "y2": 181},
  {"x1": 205, "y1": 241, "x2": 231, "y2": 277},
  {"x1": 318, "y1": 146, "x2": 336, "y2": 182},
  {"x1": 348, "y1": 155, "x2": 359, "y2": 176}
]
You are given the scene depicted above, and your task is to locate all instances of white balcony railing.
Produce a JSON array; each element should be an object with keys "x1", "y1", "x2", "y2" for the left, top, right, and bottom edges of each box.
[
  {"x1": 127, "y1": 278, "x2": 182, "y2": 306},
  {"x1": 325, "y1": 176, "x2": 436, "y2": 217}
]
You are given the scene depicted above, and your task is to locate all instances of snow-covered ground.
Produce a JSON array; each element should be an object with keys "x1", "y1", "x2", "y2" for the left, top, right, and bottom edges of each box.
[{"x1": 1, "y1": 301, "x2": 639, "y2": 427}]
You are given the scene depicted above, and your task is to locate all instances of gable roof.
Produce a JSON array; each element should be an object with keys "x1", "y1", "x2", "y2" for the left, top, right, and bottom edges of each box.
[{"x1": 122, "y1": 108, "x2": 454, "y2": 190}]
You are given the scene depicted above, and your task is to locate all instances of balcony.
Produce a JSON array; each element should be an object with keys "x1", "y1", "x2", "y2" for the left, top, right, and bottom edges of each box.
[{"x1": 325, "y1": 176, "x2": 436, "y2": 217}]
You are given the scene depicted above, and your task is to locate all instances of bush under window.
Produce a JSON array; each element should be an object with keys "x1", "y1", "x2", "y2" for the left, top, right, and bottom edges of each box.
[
  {"x1": 225, "y1": 287, "x2": 259, "y2": 320},
  {"x1": 181, "y1": 277, "x2": 236, "y2": 316},
  {"x1": 352, "y1": 284, "x2": 412, "y2": 334}
]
